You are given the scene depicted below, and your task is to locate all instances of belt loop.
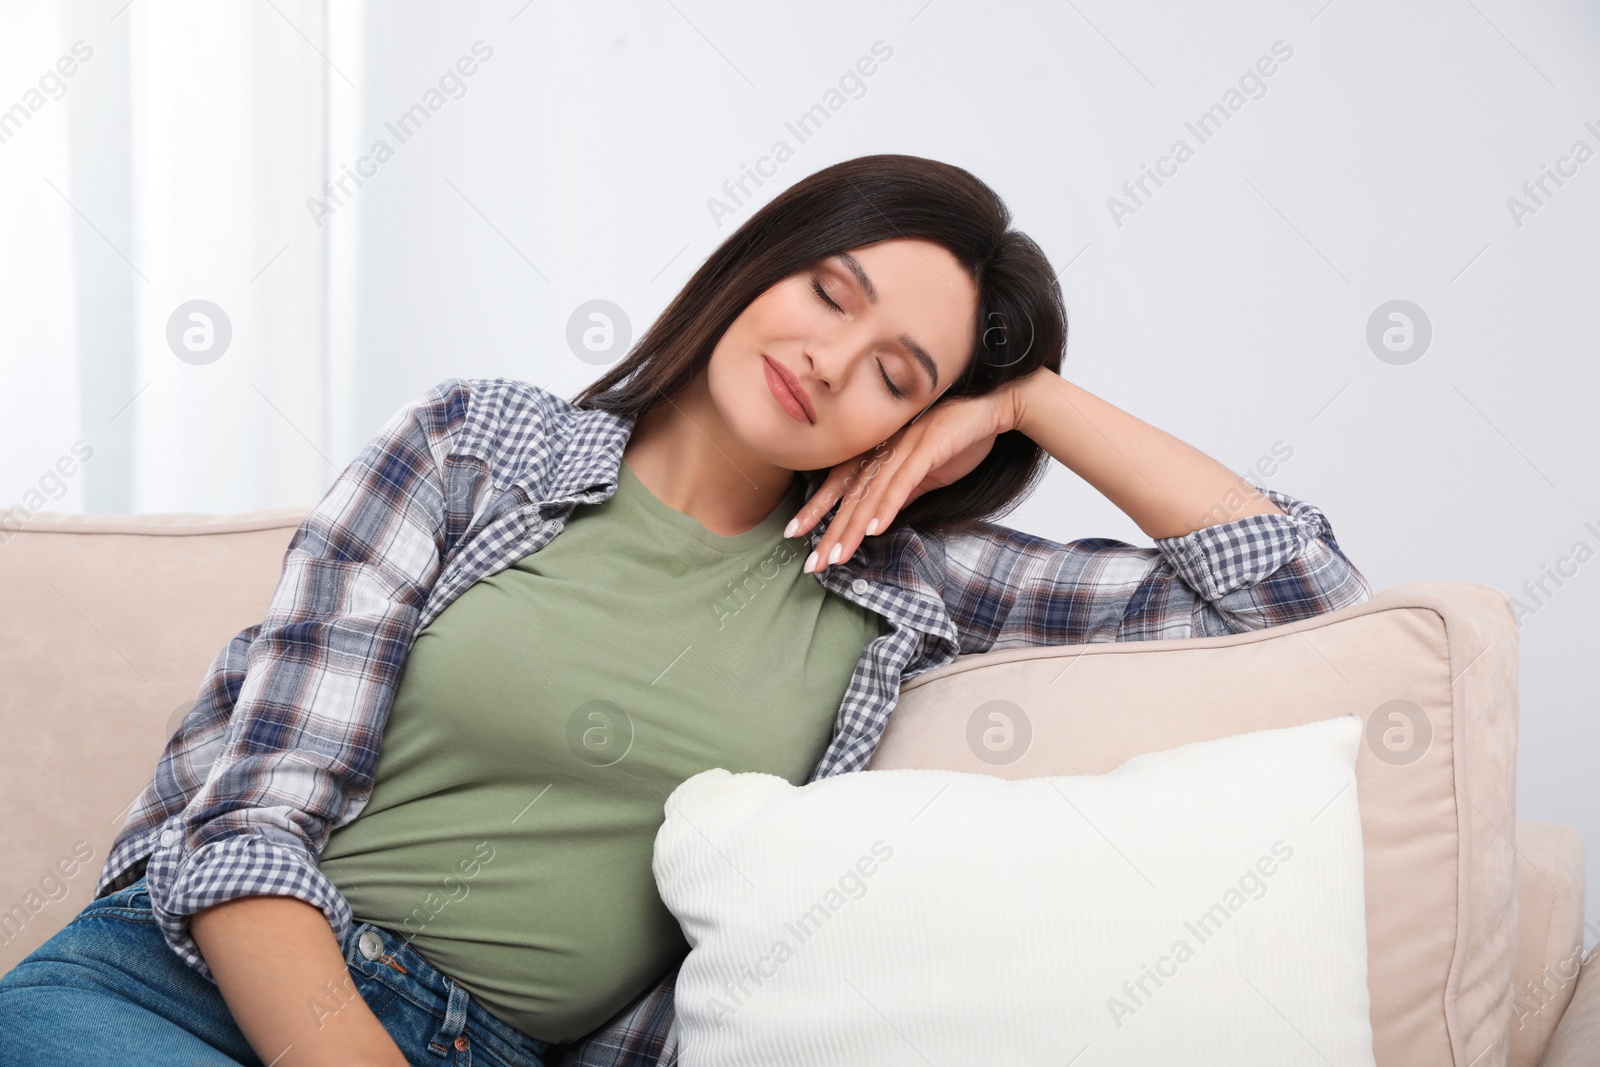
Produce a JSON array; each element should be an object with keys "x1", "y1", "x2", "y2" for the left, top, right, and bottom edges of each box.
[{"x1": 428, "y1": 976, "x2": 472, "y2": 1057}]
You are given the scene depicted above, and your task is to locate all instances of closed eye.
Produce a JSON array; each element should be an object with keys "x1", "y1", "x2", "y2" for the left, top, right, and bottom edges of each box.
[
  {"x1": 810, "y1": 276, "x2": 843, "y2": 313},
  {"x1": 810, "y1": 274, "x2": 908, "y2": 400},
  {"x1": 877, "y1": 362, "x2": 907, "y2": 400}
]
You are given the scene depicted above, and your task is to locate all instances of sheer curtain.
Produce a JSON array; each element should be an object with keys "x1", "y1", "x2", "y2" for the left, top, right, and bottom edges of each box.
[
  {"x1": 1, "y1": 0, "x2": 344, "y2": 516},
  {"x1": 0, "y1": 3, "x2": 88, "y2": 516}
]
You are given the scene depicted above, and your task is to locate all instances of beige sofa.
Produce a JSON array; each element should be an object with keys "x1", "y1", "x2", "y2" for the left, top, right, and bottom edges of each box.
[{"x1": 1, "y1": 508, "x2": 1595, "y2": 1065}]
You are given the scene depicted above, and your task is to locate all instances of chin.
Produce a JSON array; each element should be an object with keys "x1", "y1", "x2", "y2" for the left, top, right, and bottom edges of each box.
[
  {"x1": 710, "y1": 389, "x2": 789, "y2": 465},
  {"x1": 711, "y1": 351, "x2": 828, "y2": 469}
]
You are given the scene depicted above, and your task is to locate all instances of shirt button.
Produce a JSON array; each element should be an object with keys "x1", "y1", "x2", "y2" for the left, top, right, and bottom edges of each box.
[
  {"x1": 159, "y1": 829, "x2": 177, "y2": 847},
  {"x1": 358, "y1": 930, "x2": 385, "y2": 961},
  {"x1": 851, "y1": 578, "x2": 870, "y2": 596}
]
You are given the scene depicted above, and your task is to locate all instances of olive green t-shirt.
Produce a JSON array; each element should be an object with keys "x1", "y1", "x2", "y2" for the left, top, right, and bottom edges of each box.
[{"x1": 319, "y1": 458, "x2": 886, "y2": 1042}]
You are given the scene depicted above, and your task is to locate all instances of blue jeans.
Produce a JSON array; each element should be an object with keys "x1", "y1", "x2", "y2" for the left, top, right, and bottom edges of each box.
[{"x1": 0, "y1": 875, "x2": 553, "y2": 1066}]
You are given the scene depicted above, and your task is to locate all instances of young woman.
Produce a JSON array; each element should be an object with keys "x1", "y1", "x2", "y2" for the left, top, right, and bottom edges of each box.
[{"x1": 0, "y1": 154, "x2": 1371, "y2": 1067}]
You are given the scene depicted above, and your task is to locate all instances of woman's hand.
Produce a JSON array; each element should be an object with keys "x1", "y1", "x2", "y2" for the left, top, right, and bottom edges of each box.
[{"x1": 788, "y1": 377, "x2": 1031, "y2": 573}]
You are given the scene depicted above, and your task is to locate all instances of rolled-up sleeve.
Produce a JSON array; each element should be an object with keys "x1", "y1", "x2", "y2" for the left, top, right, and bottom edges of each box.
[
  {"x1": 141, "y1": 379, "x2": 463, "y2": 983},
  {"x1": 941, "y1": 486, "x2": 1373, "y2": 653},
  {"x1": 1151, "y1": 487, "x2": 1372, "y2": 636}
]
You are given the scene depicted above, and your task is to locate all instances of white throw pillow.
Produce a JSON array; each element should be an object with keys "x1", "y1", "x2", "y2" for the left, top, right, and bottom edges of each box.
[{"x1": 653, "y1": 713, "x2": 1375, "y2": 1066}]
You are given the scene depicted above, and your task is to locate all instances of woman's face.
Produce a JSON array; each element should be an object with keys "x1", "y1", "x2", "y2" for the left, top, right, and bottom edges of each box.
[{"x1": 706, "y1": 237, "x2": 981, "y2": 472}]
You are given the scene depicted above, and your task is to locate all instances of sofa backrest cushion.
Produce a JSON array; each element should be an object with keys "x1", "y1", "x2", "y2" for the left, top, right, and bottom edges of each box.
[{"x1": 0, "y1": 509, "x2": 306, "y2": 971}]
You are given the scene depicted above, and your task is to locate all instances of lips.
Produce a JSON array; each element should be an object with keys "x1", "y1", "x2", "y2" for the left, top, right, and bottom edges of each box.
[{"x1": 762, "y1": 354, "x2": 815, "y2": 425}]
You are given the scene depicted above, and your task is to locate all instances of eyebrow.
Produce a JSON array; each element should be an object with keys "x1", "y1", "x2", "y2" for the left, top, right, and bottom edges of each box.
[{"x1": 834, "y1": 252, "x2": 941, "y2": 394}]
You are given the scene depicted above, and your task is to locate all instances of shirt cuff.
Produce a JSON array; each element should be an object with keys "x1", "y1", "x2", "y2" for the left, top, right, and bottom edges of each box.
[
  {"x1": 94, "y1": 824, "x2": 162, "y2": 898},
  {"x1": 142, "y1": 823, "x2": 353, "y2": 985},
  {"x1": 1152, "y1": 486, "x2": 1333, "y2": 602}
]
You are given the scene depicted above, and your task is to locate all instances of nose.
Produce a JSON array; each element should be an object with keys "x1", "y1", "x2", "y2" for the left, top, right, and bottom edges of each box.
[{"x1": 803, "y1": 322, "x2": 874, "y2": 392}]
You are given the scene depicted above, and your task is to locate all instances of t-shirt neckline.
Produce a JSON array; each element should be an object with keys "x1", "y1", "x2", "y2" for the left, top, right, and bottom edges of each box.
[{"x1": 617, "y1": 459, "x2": 805, "y2": 555}]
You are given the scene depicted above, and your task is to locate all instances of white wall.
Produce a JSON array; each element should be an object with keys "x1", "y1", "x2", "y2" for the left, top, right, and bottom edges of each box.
[{"x1": 5, "y1": 0, "x2": 1599, "y2": 940}]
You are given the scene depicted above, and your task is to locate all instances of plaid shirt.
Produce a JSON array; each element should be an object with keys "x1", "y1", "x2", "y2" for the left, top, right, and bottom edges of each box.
[{"x1": 93, "y1": 376, "x2": 1372, "y2": 1065}]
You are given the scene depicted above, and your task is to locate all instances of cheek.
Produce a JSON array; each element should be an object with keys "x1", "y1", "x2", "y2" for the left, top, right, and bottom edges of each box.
[
  {"x1": 833, "y1": 401, "x2": 909, "y2": 455},
  {"x1": 736, "y1": 285, "x2": 807, "y2": 337}
]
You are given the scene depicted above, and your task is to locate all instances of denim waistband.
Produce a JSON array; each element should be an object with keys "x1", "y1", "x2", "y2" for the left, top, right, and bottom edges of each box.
[{"x1": 339, "y1": 916, "x2": 553, "y2": 1065}]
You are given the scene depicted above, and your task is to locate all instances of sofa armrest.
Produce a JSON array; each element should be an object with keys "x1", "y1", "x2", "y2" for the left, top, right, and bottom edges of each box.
[
  {"x1": 1538, "y1": 945, "x2": 1600, "y2": 1067},
  {"x1": 1511, "y1": 822, "x2": 1588, "y2": 1067}
]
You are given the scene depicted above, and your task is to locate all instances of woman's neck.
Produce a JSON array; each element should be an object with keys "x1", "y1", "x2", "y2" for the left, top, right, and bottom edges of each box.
[{"x1": 621, "y1": 374, "x2": 796, "y2": 538}]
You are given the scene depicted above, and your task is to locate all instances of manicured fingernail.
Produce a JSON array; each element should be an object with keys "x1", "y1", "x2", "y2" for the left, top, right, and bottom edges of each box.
[
  {"x1": 827, "y1": 544, "x2": 842, "y2": 565},
  {"x1": 804, "y1": 550, "x2": 818, "y2": 573},
  {"x1": 865, "y1": 517, "x2": 879, "y2": 536},
  {"x1": 784, "y1": 518, "x2": 798, "y2": 539}
]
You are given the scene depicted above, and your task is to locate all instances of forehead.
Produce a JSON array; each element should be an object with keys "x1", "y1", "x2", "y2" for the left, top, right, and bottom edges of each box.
[
  {"x1": 839, "y1": 238, "x2": 978, "y2": 362},
  {"x1": 846, "y1": 237, "x2": 970, "y2": 292}
]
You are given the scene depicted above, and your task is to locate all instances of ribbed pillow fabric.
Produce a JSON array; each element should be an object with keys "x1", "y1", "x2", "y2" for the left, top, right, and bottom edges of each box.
[{"x1": 653, "y1": 713, "x2": 1375, "y2": 1066}]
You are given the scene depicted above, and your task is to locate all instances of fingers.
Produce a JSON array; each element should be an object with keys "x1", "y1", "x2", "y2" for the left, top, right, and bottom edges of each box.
[
  {"x1": 785, "y1": 472, "x2": 844, "y2": 542},
  {"x1": 799, "y1": 465, "x2": 874, "y2": 574},
  {"x1": 786, "y1": 442, "x2": 893, "y2": 543},
  {"x1": 807, "y1": 428, "x2": 925, "y2": 574}
]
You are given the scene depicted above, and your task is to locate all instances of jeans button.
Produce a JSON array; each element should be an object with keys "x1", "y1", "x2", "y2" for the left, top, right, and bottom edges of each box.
[
  {"x1": 357, "y1": 930, "x2": 384, "y2": 961},
  {"x1": 454, "y1": 1036, "x2": 469, "y2": 1052}
]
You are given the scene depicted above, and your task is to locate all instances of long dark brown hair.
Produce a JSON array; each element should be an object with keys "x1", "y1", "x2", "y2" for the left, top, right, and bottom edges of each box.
[{"x1": 571, "y1": 153, "x2": 1066, "y2": 539}]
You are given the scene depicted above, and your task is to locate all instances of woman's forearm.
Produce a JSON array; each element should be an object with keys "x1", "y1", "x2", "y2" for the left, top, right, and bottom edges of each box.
[
  {"x1": 189, "y1": 894, "x2": 408, "y2": 1067},
  {"x1": 1013, "y1": 367, "x2": 1284, "y2": 540}
]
